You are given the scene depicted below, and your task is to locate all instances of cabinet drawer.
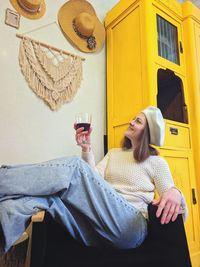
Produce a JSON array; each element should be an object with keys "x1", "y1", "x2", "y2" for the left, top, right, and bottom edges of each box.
[{"x1": 163, "y1": 123, "x2": 190, "y2": 149}]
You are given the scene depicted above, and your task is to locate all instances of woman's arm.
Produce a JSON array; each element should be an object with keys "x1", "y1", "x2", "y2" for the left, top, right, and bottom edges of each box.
[
  {"x1": 82, "y1": 150, "x2": 110, "y2": 178},
  {"x1": 151, "y1": 156, "x2": 188, "y2": 224},
  {"x1": 74, "y1": 122, "x2": 110, "y2": 177}
]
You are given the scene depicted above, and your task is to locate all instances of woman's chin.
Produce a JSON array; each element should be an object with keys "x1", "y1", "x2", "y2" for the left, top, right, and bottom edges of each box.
[{"x1": 124, "y1": 133, "x2": 131, "y2": 140}]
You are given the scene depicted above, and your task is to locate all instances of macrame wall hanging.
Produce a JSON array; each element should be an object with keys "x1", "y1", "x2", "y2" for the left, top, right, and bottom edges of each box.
[{"x1": 17, "y1": 34, "x2": 85, "y2": 110}]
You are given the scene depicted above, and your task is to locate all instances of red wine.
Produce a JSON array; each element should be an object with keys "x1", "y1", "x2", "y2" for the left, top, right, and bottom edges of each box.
[{"x1": 76, "y1": 123, "x2": 90, "y2": 131}]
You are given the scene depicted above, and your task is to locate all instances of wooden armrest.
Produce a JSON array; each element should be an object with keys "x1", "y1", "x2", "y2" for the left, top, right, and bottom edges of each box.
[
  {"x1": 14, "y1": 231, "x2": 29, "y2": 246},
  {"x1": 31, "y1": 210, "x2": 45, "y2": 222}
]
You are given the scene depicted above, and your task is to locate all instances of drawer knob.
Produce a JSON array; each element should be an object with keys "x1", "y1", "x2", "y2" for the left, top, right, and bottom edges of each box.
[
  {"x1": 170, "y1": 127, "x2": 178, "y2": 135},
  {"x1": 192, "y1": 188, "x2": 197, "y2": 205}
]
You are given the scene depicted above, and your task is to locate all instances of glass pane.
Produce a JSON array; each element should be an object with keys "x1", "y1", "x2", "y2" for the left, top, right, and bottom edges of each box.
[{"x1": 157, "y1": 15, "x2": 180, "y2": 65}]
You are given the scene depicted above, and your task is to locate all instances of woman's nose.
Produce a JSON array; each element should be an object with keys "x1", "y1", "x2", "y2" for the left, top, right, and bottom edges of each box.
[{"x1": 129, "y1": 120, "x2": 134, "y2": 126}]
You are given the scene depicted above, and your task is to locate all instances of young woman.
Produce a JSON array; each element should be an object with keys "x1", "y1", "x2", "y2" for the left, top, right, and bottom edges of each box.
[
  {"x1": 75, "y1": 106, "x2": 187, "y2": 228},
  {"x1": 0, "y1": 106, "x2": 187, "y2": 254}
]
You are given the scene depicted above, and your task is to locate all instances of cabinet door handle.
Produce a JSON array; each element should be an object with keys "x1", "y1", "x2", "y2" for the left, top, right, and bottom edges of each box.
[
  {"x1": 192, "y1": 188, "x2": 197, "y2": 205},
  {"x1": 180, "y1": 41, "x2": 183, "y2": 53},
  {"x1": 170, "y1": 127, "x2": 178, "y2": 135}
]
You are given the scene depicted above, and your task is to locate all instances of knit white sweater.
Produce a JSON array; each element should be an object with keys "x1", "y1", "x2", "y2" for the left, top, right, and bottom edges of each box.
[{"x1": 82, "y1": 148, "x2": 188, "y2": 222}]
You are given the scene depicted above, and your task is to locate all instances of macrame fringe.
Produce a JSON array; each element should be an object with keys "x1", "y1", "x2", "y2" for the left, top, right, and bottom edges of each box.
[{"x1": 19, "y1": 37, "x2": 83, "y2": 110}]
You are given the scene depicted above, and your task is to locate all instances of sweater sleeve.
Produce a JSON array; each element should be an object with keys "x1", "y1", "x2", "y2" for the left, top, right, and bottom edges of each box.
[
  {"x1": 151, "y1": 156, "x2": 188, "y2": 222},
  {"x1": 81, "y1": 150, "x2": 110, "y2": 178}
]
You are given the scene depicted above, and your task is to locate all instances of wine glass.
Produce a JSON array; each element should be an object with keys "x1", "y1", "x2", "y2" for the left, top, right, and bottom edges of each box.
[{"x1": 75, "y1": 113, "x2": 92, "y2": 145}]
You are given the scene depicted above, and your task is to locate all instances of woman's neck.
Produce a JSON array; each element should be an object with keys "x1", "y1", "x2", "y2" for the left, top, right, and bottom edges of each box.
[{"x1": 131, "y1": 141, "x2": 139, "y2": 150}]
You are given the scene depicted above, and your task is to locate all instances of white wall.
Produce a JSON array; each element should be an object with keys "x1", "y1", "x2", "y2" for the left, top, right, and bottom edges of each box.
[{"x1": 0, "y1": 0, "x2": 120, "y2": 165}]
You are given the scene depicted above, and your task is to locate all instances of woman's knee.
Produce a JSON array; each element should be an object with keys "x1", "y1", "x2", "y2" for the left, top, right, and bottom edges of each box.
[{"x1": 68, "y1": 156, "x2": 86, "y2": 166}]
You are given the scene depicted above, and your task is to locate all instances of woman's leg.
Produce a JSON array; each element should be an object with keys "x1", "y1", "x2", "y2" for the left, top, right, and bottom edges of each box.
[
  {"x1": 0, "y1": 156, "x2": 81, "y2": 197},
  {"x1": 0, "y1": 196, "x2": 50, "y2": 253},
  {"x1": 0, "y1": 156, "x2": 147, "y2": 249},
  {"x1": 48, "y1": 157, "x2": 147, "y2": 249}
]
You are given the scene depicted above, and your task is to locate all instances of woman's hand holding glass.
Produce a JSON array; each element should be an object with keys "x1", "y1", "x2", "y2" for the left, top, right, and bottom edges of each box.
[{"x1": 74, "y1": 113, "x2": 92, "y2": 152}]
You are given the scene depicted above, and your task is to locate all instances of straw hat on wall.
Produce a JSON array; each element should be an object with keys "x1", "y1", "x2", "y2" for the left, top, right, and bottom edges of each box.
[
  {"x1": 9, "y1": 0, "x2": 46, "y2": 19},
  {"x1": 58, "y1": 0, "x2": 105, "y2": 53}
]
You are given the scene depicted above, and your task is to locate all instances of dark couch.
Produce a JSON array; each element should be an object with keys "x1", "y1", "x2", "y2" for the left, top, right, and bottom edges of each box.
[{"x1": 30, "y1": 203, "x2": 192, "y2": 267}]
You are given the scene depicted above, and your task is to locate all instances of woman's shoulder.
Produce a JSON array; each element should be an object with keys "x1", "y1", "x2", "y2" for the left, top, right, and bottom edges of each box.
[
  {"x1": 108, "y1": 148, "x2": 122, "y2": 153},
  {"x1": 148, "y1": 154, "x2": 169, "y2": 167},
  {"x1": 106, "y1": 148, "x2": 129, "y2": 157},
  {"x1": 103, "y1": 148, "x2": 121, "y2": 157},
  {"x1": 147, "y1": 155, "x2": 172, "y2": 177},
  {"x1": 109, "y1": 148, "x2": 135, "y2": 154}
]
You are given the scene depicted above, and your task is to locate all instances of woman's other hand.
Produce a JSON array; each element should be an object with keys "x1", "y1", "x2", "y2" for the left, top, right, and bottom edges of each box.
[
  {"x1": 74, "y1": 123, "x2": 92, "y2": 152},
  {"x1": 152, "y1": 187, "x2": 182, "y2": 224}
]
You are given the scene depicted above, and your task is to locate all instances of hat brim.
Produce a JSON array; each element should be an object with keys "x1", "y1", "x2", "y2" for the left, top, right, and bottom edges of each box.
[
  {"x1": 58, "y1": 0, "x2": 105, "y2": 53},
  {"x1": 9, "y1": 0, "x2": 46, "y2": 19}
]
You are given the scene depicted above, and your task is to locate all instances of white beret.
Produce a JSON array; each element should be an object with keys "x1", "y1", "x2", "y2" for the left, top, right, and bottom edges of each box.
[{"x1": 142, "y1": 106, "x2": 165, "y2": 147}]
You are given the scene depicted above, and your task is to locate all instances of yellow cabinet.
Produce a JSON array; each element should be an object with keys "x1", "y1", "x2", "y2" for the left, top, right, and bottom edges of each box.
[
  {"x1": 106, "y1": 2, "x2": 145, "y2": 149},
  {"x1": 159, "y1": 149, "x2": 200, "y2": 265},
  {"x1": 106, "y1": 0, "x2": 200, "y2": 265},
  {"x1": 106, "y1": 0, "x2": 189, "y2": 150},
  {"x1": 182, "y1": 1, "x2": 200, "y2": 241},
  {"x1": 163, "y1": 120, "x2": 191, "y2": 149}
]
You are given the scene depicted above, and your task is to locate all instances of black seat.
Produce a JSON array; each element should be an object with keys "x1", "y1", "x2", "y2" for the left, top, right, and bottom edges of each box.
[{"x1": 30, "y1": 203, "x2": 192, "y2": 267}]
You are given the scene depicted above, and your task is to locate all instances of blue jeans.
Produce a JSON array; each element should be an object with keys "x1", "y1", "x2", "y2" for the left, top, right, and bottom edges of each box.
[{"x1": 0, "y1": 156, "x2": 147, "y2": 253}]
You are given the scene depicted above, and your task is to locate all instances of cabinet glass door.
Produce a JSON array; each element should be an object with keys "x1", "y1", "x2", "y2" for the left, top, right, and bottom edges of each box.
[{"x1": 157, "y1": 15, "x2": 180, "y2": 65}]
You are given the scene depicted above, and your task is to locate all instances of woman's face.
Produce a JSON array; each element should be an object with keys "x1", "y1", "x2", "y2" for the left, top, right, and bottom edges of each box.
[{"x1": 124, "y1": 112, "x2": 147, "y2": 147}]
